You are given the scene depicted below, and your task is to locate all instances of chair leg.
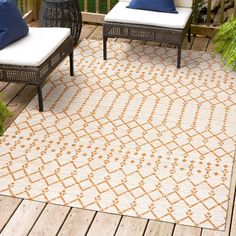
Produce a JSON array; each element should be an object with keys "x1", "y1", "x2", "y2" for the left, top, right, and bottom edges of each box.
[
  {"x1": 177, "y1": 45, "x2": 182, "y2": 69},
  {"x1": 37, "y1": 86, "x2": 44, "y2": 112},
  {"x1": 103, "y1": 36, "x2": 107, "y2": 60},
  {"x1": 188, "y1": 27, "x2": 191, "y2": 42},
  {"x1": 69, "y1": 52, "x2": 74, "y2": 76}
]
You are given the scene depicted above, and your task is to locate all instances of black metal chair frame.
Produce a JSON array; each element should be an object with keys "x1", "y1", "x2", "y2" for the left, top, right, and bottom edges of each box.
[{"x1": 103, "y1": 16, "x2": 192, "y2": 68}]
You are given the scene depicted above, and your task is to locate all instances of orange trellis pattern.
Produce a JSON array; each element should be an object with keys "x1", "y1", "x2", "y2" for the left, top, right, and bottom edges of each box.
[{"x1": 0, "y1": 40, "x2": 236, "y2": 230}]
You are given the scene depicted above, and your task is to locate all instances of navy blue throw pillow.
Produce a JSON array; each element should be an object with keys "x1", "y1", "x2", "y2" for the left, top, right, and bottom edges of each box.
[
  {"x1": 128, "y1": 0, "x2": 178, "y2": 14},
  {"x1": 0, "y1": 0, "x2": 29, "y2": 50}
]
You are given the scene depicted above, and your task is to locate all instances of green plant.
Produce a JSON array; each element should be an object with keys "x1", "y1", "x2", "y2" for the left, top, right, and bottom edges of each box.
[
  {"x1": 0, "y1": 99, "x2": 12, "y2": 136},
  {"x1": 213, "y1": 18, "x2": 236, "y2": 71}
]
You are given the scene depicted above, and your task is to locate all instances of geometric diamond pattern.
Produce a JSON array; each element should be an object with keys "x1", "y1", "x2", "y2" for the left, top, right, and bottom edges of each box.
[{"x1": 0, "y1": 40, "x2": 235, "y2": 230}]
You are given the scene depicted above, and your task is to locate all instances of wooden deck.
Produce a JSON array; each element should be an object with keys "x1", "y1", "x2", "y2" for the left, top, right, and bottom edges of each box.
[{"x1": 0, "y1": 24, "x2": 235, "y2": 236}]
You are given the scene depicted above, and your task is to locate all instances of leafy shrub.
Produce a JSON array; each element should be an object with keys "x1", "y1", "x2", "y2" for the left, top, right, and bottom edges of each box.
[
  {"x1": 0, "y1": 99, "x2": 12, "y2": 136},
  {"x1": 213, "y1": 18, "x2": 236, "y2": 71}
]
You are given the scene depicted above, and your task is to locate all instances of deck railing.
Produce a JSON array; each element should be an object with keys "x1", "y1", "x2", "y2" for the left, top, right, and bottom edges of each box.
[
  {"x1": 17, "y1": 0, "x2": 39, "y2": 22},
  {"x1": 81, "y1": 0, "x2": 116, "y2": 23},
  {"x1": 19, "y1": 0, "x2": 236, "y2": 37},
  {"x1": 192, "y1": 0, "x2": 236, "y2": 36}
]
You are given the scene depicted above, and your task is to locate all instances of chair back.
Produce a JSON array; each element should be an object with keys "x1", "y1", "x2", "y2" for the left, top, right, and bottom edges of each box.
[{"x1": 119, "y1": 0, "x2": 193, "y2": 8}]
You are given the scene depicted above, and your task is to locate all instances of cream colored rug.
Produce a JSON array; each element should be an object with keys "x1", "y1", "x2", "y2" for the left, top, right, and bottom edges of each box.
[{"x1": 0, "y1": 40, "x2": 235, "y2": 230}]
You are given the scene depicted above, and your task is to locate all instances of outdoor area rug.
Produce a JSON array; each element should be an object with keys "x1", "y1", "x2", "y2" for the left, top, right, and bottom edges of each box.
[{"x1": 0, "y1": 40, "x2": 236, "y2": 230}]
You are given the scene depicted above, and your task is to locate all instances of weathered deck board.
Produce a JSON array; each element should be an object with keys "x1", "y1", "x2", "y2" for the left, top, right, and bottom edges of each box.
[
  {"x1": 207, "y1": 39, "x2": 216, "y2": 53},
  {"x1": 0, "y1": 200, "x2": 45, "y2": 236},
  {"x1": 182, "y1": 36, "x2": 195, "y2": 50},
  {"x1": 116, "y1": 38, "x2": 131, "y2": 43},
  {"x1": 0, "y1": 196, "x2": 22, "y2": 231},
  {"x1": 144, "y1": 221, "x2": 174, "y2": 236},
  {"x1": 0, "y1": 82, "x2": 8, "y2": 91},
  {"x1": 86, "y1": 212, "x2": 121, "y2": 236},
  {"x1": 173, "y1": 225, "x2": 202, "y2": 236},
  {"x1": 28, "y1": 204, "x2": 70, "y2": 236},
  {"x1": 0, "y1": 83, "x2": 25, "y2": 104},
  {"x1": 80, "y1": 24, "x2": 97, "y2": 40},
  {"x1": 3, "y1": 85, "x2": 37, "y2": 130},
  {"x1": 88, "y1": 25, "x2": 103, "y2": 40},
  {"x1": 191, "y1": 36, "x2": 210, "y2": 51},
  {"x1": 115, "y1": 216, "x2": 148, "y2": 236},
  {"x1": 58, "y1": 209, "x2": 96, "y2": 236},
  {"x1": 0, "y1": 23, "x2": 235, "y2": 236}
]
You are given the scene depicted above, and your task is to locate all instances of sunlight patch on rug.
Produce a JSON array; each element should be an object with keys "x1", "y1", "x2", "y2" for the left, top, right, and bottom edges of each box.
[{"x1": 0, "y1": 40, "x2": 236, "y2": 230}]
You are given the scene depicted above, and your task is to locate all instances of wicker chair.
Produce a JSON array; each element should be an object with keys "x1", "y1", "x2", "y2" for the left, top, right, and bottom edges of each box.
[
  {"x1": 40, "y1": 0, "x2": 82, "y2": 47},
  {"x1": 0, "y1": 27, "x2": 73, "y2": 112},
  {"x1": 103, "y1": 0, "x2": 193, "y2": 68}
]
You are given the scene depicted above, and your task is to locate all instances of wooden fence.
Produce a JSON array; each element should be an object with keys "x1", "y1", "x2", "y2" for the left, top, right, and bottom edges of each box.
[{"x1": 18, "y1": 0, "x2": 236, "y2": 37}]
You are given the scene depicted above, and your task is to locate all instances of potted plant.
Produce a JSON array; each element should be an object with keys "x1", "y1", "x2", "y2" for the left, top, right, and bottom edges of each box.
[
  {"x1": 0, "y1": 99, "x2": 12, "y2": 136},
  {"x1": 213, "y1": 17, "x2": 236, "y2": 71}
]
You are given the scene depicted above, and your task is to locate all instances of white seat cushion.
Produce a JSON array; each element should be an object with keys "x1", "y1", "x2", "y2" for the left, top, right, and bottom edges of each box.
[
  {"x1": 105, "y1": 2, "x2": 192, "y2": 29},
  {"x1": 0, "y1": 27, "x2": 70, "y2": 67}
]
